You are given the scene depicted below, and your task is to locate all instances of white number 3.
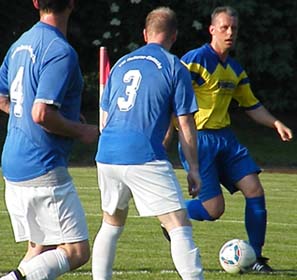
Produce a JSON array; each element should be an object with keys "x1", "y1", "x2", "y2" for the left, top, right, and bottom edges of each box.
[{"x1": 117, "y1": 69, "x2": 142, "y2": 112}]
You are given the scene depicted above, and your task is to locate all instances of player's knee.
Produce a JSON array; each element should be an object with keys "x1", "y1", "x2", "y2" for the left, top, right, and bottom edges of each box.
[
  {"x1": 61, "y1": 241, "x2": 90, "y2": 270},
  {"x1": 203, "y1": 198, "x2": 225, "y2": 220},
  {"x1": 208, "y1": 207, "x2": 224, "y2": 220},
  {"x1": 242, "y1": 184, "x2": 265, "y2": 198},
  {"x1": 237, "y1": 174, "x2": 265, "y2": 198},
  {"x1": 77, "y1": 247, "x2": 90, "y2": 267}
]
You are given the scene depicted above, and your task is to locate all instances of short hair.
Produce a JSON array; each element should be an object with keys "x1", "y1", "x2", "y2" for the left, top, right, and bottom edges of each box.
[
  {"x1": 37, "y1": 0, "x2": 72, "y2": 13},
  {"x1": 211, "y1": 6, "x2": 238, "y2": 24},
  {"x1": 145, "y1": 7, "x2": 177, "y2": 38}
]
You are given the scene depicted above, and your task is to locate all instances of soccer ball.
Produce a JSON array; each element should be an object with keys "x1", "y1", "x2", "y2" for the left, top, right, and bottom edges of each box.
[{"x1": 219, "y1": 239, "x2": 256, "y2": 273}]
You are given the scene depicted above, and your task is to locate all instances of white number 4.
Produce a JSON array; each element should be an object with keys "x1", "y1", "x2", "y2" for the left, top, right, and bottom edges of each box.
[{"x1": 10, "y1": 66, "x2": 25, "y2": 118}]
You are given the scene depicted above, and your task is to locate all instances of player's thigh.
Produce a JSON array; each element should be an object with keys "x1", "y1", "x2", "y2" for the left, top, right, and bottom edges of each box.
[
  {"x1": 5, "y1": 181, "x2": 29, "y2": 242},
  {"x1": 97, "y1": 163, "x2": 132, "y2": 216},
  {"x1": 236, "y1": 173, "x2": 264, "y2": 198},
  {"x1": 47, "y1": 181, "x2": 89, "y2": 245},
  {"x1": 125, "y1": 160, "x2": 185, "y2": 217},
  {"x1": 179, "y1": 131, "x2": 223, "y2": 202},
  {"x1": 5, "y1": 180, "x2": 88, "y2": 245},
  {"x1": 218, "y1": 133, "x2": 261, "y2": 194}
]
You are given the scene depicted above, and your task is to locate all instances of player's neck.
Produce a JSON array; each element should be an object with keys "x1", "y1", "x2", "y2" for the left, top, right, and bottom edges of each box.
[
  {"x1": 145, "y1": 31, "x2": 175, "y2": 51},
  {"x1": 210, "y1": 42, "x2": 229, "y2": 62},
  {"x1": 40, "y1": 13, "x2": 69, "y2": 37}
]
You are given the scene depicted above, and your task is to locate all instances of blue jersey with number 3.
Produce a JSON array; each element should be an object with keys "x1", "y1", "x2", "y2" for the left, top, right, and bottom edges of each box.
[
  {"x1": 96, "y1": 43, "x2": 198, "y2": 164},
  {"x1": 0, "y1": 22, "x2": 83, "y2": 181}
]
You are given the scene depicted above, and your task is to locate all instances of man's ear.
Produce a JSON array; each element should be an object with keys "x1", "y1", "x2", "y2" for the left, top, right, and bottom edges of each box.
[
  {"x1": 143, "y1": 29, "x2": 148, "y2": 43},
  {"x1": 33, "y1": 0, "x2": 39, "y2": 10},
  {"x1": 209, "y1": 24, "x2": 215, "y2": 35}
]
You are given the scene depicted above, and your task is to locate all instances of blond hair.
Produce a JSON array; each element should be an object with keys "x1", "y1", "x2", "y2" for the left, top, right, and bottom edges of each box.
[{"x1": 145, "y1": 7, "x2": 177, "y2": 39}]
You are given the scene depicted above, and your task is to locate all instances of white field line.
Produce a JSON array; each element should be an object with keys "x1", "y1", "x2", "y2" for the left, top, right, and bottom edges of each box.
[
  {"x1": 0, "y1": 210, "x2": 296, "y2": 227},
  {"x1": 0, "y1": 270, "x2": 178, "y2": 278},
  {"x1": 2, "y1": 269, "x2": 297, "y2": 277},
  {"x1": 69, "y1": 270, "x2": 177, "y2": 276},
  {"x1": 39, "y1": 269, "x2": 297, "y2": 276}
]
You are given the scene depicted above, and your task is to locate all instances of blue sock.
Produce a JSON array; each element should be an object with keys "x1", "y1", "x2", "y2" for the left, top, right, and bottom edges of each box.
[
  {"x1": 245, "y1": 196, "x2": 267, "y2": 258},
  {"x1": 185, "y1": 199, "x2": 214, "y2": 221}
]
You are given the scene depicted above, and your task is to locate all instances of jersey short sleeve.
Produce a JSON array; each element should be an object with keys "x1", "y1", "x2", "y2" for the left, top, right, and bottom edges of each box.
[{"x1": 232, "y1": 70, "x2": 260, "y2": 109}]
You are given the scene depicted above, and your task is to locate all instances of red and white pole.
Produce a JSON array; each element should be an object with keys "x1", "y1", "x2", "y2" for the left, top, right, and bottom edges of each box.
[{"x1": 99, "y1": 46, "x2": 110, "y2": 132}]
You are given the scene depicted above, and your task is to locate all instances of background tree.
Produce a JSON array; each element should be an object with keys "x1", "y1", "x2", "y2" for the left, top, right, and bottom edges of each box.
[{"x1": 0, "y1": 0, "x2": 297, "y2": 112}]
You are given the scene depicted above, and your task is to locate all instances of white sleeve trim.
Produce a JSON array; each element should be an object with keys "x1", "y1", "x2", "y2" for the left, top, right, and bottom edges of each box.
[{"x1": 34, "y1": 98, "x2": 61, "y2": 108}]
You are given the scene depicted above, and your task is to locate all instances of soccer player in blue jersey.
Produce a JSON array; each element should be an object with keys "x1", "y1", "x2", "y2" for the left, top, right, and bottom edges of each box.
[
  {"x1": 168, "y1": 6, "x2": 293, "y2": 273},
  {"x1": 0, "y1": 1, "x2": 98, "y2": 279},
  {"x1": 92, "y1": 7, "x2": 204, "y2": 280}
]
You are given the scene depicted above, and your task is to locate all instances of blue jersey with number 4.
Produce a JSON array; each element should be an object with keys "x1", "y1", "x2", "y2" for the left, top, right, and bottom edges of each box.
[
  {"x1": 0, "y1": 22, "x2": 83, "y2": 181},
  {"x1": 96, "y1": 43, "x2": 198, "y2": 164}
]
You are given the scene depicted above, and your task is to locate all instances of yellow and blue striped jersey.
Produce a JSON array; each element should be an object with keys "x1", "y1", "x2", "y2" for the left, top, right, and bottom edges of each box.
[{"x1": 181, "y1": 44, "x2": 261, "y2": 130}]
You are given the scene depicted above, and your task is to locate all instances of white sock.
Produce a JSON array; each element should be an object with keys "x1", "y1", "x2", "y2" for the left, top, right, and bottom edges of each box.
[
  {"x1": 18, "y1": 248, "x2": 70, "y2": 280},
  {"x1": 0, "y1": 260, "x2": 28, "y2": 280},
  {"x1": 18, "y1": 260, "x2": 27, "y2": 268},
  {"x1": 92, "y1": 221, "x2": 124, "y2": 280},
  {"x1": 0, "y1": 271, "x2": 18, "y2": 280},
  {"x1": 169, "y1": 226, "x2": 204, "y2": 280}
]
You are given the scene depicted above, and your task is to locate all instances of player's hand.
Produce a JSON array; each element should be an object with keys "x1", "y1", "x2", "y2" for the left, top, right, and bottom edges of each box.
[
  {"x1": 274, "y1": 120, "x2": 293, "y2": 141},
  {"x1": 187, "y1": 168, "x2": 201, "y2": 198}
]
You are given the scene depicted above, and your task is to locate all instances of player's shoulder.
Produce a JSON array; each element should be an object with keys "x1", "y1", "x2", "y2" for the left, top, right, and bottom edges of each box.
[
  {"x1": 34, "y1": 22, "x2": 76, "y2": 55},
  {"x1": 181, "y1": 43, "x2": 210, "y2": 63},
  {"x1": 49, "y1": 35, "x2": 75, "y2": 54}
]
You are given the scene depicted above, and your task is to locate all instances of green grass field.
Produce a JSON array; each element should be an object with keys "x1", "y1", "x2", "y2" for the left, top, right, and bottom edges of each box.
[{"x1": 0, "y1": 167, "x2": 296, "y2": 279}]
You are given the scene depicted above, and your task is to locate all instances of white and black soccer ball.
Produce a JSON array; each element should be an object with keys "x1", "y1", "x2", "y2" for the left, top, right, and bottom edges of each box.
[{"x1": 219, "y1": 239, "x2": 256, "y2": 273}]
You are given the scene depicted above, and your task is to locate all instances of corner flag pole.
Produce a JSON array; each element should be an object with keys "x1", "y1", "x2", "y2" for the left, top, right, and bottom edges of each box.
[{"x1": 99, "y1": 46, "x2": 110, "y2": 132}]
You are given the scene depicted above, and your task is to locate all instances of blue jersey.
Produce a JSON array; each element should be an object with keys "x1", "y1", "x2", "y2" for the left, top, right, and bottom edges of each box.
[
  {"x1": 0, "y1": 22, "x2": 83, "y2": 181},
  {"x1": 96, "y1": 43, "x2": 197, "y2": 164}
]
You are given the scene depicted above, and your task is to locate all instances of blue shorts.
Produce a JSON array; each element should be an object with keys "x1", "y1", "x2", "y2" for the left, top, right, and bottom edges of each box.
[{"x1": 178, "y1": 127, "x2": 261, "y2": 202}]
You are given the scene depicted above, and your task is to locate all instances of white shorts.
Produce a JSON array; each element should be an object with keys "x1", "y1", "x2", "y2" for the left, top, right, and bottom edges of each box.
[
  {"x1": 97, "y1": 160, "x2": 186, "y2": 216},
  {"x1": 5, "y1": 180, "x2": 88, "y2": 245}
]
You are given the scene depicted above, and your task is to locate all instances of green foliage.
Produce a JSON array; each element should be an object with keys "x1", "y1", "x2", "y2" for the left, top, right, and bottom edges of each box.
[
  {"x1": 82, "y1": 72, "x2": 99, "y2": 111},
  {"x1": 1, "y1": 1, "x2": 297, "y2": 111}
]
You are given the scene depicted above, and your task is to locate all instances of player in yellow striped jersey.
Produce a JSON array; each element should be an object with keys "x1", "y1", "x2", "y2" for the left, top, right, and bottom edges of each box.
[{"x1": 164, "y1": 6, "x2": 293, "y2": 273}]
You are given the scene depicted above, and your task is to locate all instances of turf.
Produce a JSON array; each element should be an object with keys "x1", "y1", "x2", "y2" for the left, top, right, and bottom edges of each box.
[{"x1": 0, "y1": 167, "x2": 296, "y2": 279}]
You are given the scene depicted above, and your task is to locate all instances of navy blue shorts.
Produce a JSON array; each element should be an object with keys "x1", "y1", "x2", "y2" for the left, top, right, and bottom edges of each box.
[{"x1": 178, "y1": 127, "x2": 261, "y2": 202}]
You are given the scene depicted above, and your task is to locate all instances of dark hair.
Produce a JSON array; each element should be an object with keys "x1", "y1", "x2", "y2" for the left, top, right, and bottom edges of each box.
[
  {"x1": 211, "y1": 6, "x2": 238, "y2": 24},
  {"x1": 145, "y1": 7, "x2": 177, "y2": 38},
  {"x1": 37, "y1": 0, "x2": 72, "y2": 13}
]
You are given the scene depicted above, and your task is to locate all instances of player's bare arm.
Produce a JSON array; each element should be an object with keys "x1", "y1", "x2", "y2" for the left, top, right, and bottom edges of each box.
[
  {"x1": 32, "y1": 102, "x2": 98, "y2": 144},
  {"x1": 0, "y1": 95, "x2": 10, "y2": 114},
  {"x1": 245, "y1": 105, "x2": 293, "y2": 141},
  {"x1": 176, "y1": 114, "x2": 201, "y2": 197},
  {"x1": 162, "y1": 115, "x2": 175, "y2": 150}
]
